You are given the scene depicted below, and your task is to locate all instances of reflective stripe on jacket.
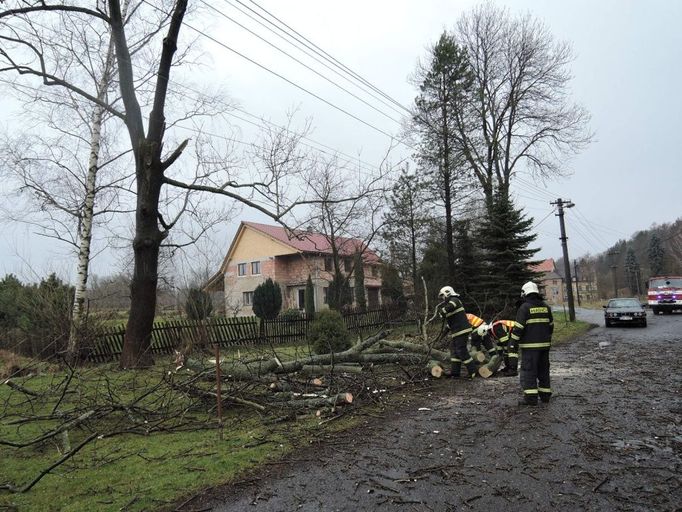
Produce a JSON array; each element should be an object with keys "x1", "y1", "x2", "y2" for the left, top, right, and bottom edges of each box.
[
  {"x1": 490, "y1": 319, "x2": 515, "y2": 343},
  {"x1": 466, "y1": 313, "x2": 485, "y2": 328},
  {"x1": 439, "y1": 298, "x2": 471, "y2": 337},
  {"x1": 510, "y1": 297, "x2": 554, "y2": 349}
]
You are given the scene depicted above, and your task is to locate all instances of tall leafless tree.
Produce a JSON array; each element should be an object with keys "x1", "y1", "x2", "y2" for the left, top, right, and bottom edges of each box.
[
  {"x1": 1, "y1": 0, "x2": 385, "y2": 367},
  {"x1": 453, "y1": 3, "x2": 592, "y2": 209}
]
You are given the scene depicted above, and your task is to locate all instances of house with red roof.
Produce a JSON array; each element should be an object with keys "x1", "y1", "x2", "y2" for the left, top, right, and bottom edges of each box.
[
  {"x1": 530, "y1": 258, "x2": 598, "y2": 305},
  {"x1": 205, "y1": 221, "x2": 383, "y2": 315}
]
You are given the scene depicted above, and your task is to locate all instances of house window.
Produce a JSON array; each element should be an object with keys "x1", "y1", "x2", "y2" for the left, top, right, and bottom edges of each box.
[
  {"x1": 324, "y1": 257, "x2": 332, "y2": 272},
  {"x1": 344, "y1": 258, "x2": 352, "y2": 273},
  {"x1": 298, "y1": 289, "x2": 305, "y2": 310},
  {"x1": 323, "y1": 287, "x2": 328, "y2": 304},
  {"x1": 242, "y1": 291, "x2": 254, "y2": 305},
  {"x1": 370, "y1": 265, "x2": 378, "y2": 278},
  {"x1": 238, "y1": 263, "x2": 247, "y2": 276},
  {"x1": 251, "y1": 261, "x2": 260, "y2": 275}
]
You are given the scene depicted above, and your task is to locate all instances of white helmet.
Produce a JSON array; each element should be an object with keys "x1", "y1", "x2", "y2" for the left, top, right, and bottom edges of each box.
[
  {"x1": 521, "y1": 281, "x2": 540, "y2": 297},
  {"x1": 438, "y1": 286, "x2": 459, "y2": 300},
  {"x1": 476, "y1": 323, "x2": 490, "y2": 337}
]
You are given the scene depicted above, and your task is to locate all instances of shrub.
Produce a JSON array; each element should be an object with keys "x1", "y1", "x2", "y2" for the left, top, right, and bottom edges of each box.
[
  {"x1": 304, "y1": 275, "x2": 315, "y2": 318},
  {"x1": 185, "y1": 288, "x2": 213, "y2": 320},
  {"x1": 327, "y1": 271, "x2": 352, "y2": 311},
  {"x1": 308, "y1": 309, "x2": 351, "y2": 355},
  {"x1": 278, "y1": 308, "x2": 303, "y2": 320},
  {"x1": 253, "y1": 278, "x2": 282, "y2": 320}
]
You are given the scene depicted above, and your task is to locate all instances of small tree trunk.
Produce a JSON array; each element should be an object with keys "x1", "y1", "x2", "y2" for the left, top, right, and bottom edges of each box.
[{"x1": 67, "y1": 22, "x2": 123, "y2": 362}]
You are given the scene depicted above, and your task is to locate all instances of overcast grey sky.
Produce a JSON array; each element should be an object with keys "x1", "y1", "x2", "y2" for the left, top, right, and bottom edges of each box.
[{"x1": 1, "y1": 0, "x2": 681, "y2": 280}]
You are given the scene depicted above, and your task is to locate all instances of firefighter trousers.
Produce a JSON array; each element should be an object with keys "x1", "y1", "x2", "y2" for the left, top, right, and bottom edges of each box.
[
  {"x1": 520, "y1": 348, "x2": 551, "y2": 404},
  {"x1": 471, "y1": 333, "x2": 498, "y2": 356},
  {"x1": 450, "y1": 333, "x2": 477, "y2": 378}
]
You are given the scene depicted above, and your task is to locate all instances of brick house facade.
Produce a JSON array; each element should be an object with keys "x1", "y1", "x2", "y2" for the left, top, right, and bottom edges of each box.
[
  {"x1": 205, "y1": 221, "x2": 383, "y2": 316},
  {"x1": 531, "y1": 258, "x2": 598, "y2": 305}
]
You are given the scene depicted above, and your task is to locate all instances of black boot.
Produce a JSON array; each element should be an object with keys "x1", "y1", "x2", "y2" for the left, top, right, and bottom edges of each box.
[{"x1": 518, "y1": 396, "x2": 538, "y2": 406}]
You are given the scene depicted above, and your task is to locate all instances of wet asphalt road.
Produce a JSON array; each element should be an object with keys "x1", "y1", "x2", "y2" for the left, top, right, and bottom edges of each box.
[{"x1": 187, "y1": 308, "x2": 682, "y2": 512}]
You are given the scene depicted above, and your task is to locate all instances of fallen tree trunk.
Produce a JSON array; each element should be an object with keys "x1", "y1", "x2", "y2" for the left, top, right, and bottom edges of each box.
[
  {"x1": 184, "y1": 331, "x2": 390, "y2": 380},
  {"x1": 379, "y1": 339, "x2": 450, "y2": 363},
  {"x1": 301, "y1": 364, "x2": 363, "y2": 375}
]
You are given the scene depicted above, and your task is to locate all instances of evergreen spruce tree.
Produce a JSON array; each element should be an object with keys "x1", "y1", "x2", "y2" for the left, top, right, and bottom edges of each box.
[
  {"x1": 411, "y1": 32, "x2": 474, "y2": 283},
  {"x1": 452, "y1": 219, "x2": 484, "y2": 310},
  {"x1": 380, "y1": 167, "x2": 430, "y2": 308},
  {"x1": 353, "y1": 251, "x2": 367, "y2": 311},
  {"x1": 381, "y1": 263, "x2": 406, "y2": 310},
  {"x1": 327, "y1": 271, "x2": 352, "y2": 311},
  {"x1": 419, "y1": 228, "x2": 449, "y2": 307},
  {"x1": 476, "y1": 192, "x2": 541, "y2": 316},
  {"x1": 252, "y1": 278, "x2": 282, "y2": 320},
  {"x1": 304, "y1": 275, "x2": 315, "y2": 318},
  {"x1": 648, "y1": 233, "x2": 665, "y2": 276}
]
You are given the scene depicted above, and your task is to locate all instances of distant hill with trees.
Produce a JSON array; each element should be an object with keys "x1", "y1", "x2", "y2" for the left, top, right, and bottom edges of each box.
[{"x1": 558, "y1": 218, "x2": 682, "y2": 298}]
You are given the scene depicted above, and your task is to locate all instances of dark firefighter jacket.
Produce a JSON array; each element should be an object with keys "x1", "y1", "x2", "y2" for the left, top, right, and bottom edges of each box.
[
  {"x1": 510, "y1": 296, "x2": 554, "y2": 350},
  {"x1": 438, "y1": 298, "x2": 471, "y2": 338}
]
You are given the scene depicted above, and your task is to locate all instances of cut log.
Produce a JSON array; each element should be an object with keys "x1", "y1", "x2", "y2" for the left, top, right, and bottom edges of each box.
[
  {"x1": 469, "y1": 346, "x2": 487, "y2": 363},
  {"x1": 429, "y1": 361, "x2": 444, "y2": 378},
  {"x1": 478, "y1": 354, "x2": 502, "y2": 378}
]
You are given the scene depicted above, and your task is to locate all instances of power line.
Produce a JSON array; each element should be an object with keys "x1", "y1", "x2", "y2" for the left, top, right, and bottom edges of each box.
[
  {"x1": 172, "y1": 17, "x2": 414, "y2": 148},
  {"x1": 219, "y1": 0, "x2": 409, "y2": 118},
  {"x1": 200, "y1": 0, "x2": 404, "y2": 125},
  {"x1": 244, "y1": 0, "x2": 411, "y2": 114}
]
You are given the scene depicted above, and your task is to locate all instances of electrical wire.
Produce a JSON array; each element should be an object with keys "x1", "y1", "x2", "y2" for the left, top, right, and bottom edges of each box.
[
  {"x1": 219, "y1": 0, "x2": 409, "y2": 117},
  {"x1": 200, "y1": 0, "x2": 404, "y2": 125},
  {"x1": 244, "y1": 0, "x2": 411, "y2": 114}
]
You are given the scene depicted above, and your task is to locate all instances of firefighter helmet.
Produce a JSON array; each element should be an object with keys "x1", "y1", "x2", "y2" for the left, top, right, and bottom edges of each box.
[
  {"x1": 476, "y1": 323, "x2": 490, "y2": 337},
  {"x1": 438, "y1": 286, "x2": 458, "y2": 300},
  {"x1": 521, "y1": 281, "x2": 540, "y2": 297}
]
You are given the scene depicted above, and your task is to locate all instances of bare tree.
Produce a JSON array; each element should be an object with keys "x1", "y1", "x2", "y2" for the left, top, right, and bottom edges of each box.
[
  {"x1": 299, "y1": 153, "x2": 390, "y2": 309},
  {"x1": 453, "y1": 3, "x2": 592, "y2": 209},
  {"x1": 1, "y1": 0, "x2": 382, "y2": 368}
]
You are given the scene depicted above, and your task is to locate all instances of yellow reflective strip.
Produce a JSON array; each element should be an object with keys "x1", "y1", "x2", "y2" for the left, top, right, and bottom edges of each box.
[
  {"x1": 523, "y1": 389, "x2": 539, "y2": 395},
  {"x1": 508, "y1": 353, "x2": 518, "y2": 359},
  {"x1": 538, "y1": 387, "x2": 552, "y2": 393},
  {"x1": 452, "y1": 327, "x2": 472, "y2": 337},
  {"x1": 526, "y1": 318, "x2": 550, "y2": 324},
  {"x1": 519, "y1": 342, "x2": 551, "y2": 349},
  {"x1": 463, "y1": 358, "x2": 473, "y2": 364},
  {"x1": 499, "y1": 335, "x2": 509, "y2": 343},
  {"x1": 511, "y1": 334, "x2": 520, "y2": 340},
  {"x1": 514, "y1": 321, "x2": 524, "y2": 329},
  {"x1": 450, "y1": 358, "x2": 461, "y2": 363}
]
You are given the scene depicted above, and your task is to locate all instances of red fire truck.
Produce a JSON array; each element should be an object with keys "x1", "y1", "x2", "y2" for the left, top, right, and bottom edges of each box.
[{"x1": 647, "y1": 276, "x2": 682, "y2": 314}]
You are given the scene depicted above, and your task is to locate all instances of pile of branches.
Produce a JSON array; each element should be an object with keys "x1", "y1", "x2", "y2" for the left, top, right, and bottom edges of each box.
[{"x1": 173, "y1": 329, "x2": 458, "y2": 419}]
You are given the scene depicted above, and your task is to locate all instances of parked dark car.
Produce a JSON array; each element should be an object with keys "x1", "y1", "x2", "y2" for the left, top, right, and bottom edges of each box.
[{"x1": 603, "y1": 298, "x2": 648, "y2": 327}]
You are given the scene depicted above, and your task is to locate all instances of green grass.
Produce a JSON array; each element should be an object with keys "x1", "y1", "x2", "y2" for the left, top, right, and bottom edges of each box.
[
  {"x1": 0, "y1": 316, "x2": 592, "y2": 511},
  {"x1": 552, "y1": 311, "x2": 594, "y2": 345}
]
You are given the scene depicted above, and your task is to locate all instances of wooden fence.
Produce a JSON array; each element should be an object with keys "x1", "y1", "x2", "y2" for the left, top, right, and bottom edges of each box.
[{"x1": 87, "y1": 305, "x2": 407, "y2": 363}]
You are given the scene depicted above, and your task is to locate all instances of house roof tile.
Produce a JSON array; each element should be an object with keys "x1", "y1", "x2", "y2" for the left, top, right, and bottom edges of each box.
[{"x1": 243, "y1": 221, "x2": 379, "y2": 262}]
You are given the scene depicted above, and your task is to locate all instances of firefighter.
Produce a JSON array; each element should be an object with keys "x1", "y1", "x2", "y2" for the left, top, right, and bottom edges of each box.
[
  {"x1": 509, "y1": 281, "x2": 554, "y2": 406},
  {"x1": 468, "y1": 313, "x2": 499, "y2": 358},
  {"x1": 478, "y1": 319, "x2": 518, "y2": 376},
  {"x1": 437, "y1": 286, "x2": 478, "y2": 379}
]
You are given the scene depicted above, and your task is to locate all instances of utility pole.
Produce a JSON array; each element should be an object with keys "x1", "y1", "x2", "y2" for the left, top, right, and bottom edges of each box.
[
  {"x1": 551, "y1": 198, "x2": 576, "y2": 321},
  {"x1": 608, "y1": 250, "x2": 620, "y2": 297},
  {"x1": 573, "y1": 259, "x2": 581, "y2": 307}
]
